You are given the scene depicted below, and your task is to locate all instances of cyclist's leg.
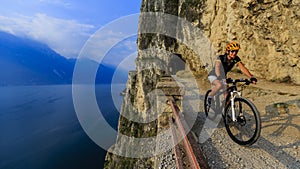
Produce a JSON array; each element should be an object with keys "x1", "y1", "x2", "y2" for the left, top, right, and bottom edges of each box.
[
  {"x1": 224, "y1": 84, "x2": 230, "y2": 106},
  {"x1": 208, "y1": 75, "x2": 222, "y2": 97}
]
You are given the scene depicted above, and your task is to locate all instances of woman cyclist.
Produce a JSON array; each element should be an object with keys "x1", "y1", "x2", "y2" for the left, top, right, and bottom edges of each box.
[{"x1": 207, "y1": 42, "x2": 257, "y2": 105}]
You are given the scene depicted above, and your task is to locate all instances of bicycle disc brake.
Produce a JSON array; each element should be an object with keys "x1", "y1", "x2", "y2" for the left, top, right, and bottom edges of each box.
[{"x1": 237, "y1": 115, "x2": 246, "y2": 126}]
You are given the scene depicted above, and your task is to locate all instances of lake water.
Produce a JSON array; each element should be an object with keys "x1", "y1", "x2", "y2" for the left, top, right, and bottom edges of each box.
[{"x1": 0, "y1": 85, "x2": 124, "y2": 169}]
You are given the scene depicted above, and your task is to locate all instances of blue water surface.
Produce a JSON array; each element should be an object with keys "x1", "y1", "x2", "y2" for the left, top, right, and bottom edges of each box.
[{"x1": 0, "y1": 85, "x2": 123, "y2": 169}]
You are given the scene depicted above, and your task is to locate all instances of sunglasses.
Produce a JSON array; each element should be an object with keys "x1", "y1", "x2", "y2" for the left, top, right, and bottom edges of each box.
[{"x1": 229, "y1": 50, "x2": 238, "y2": 53}]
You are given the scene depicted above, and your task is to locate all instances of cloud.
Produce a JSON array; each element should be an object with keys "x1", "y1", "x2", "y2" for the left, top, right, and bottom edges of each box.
[
  {"x1": 86, "y1": 33, "x2": 137, "y2": 69},
  {"x1": 0, "y1": 12, "x2": 138, "y2": 72},
  {"x1": 38, "y1": 0, "x2": 72, "y2": 8},
  {"x1": 0, "y1": 13, "x2": 95, "y2": 58},
  {"x1": 74, "y1": 15, "x2": 139, "y2": 72},
  {"x1": 103, "y1": 38, "x2": 137, "y2": 68}
]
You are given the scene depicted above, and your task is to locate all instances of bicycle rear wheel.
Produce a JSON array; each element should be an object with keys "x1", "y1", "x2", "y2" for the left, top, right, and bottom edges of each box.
[
  {"x1": 224, "y1": 97, "x2": 261, "y2": 146},
  {"x1": 204, "y1": 90, "x2": 212, "y2": 117}
]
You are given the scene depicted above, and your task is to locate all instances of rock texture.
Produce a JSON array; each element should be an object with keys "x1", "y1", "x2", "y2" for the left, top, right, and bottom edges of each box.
[
  {"x1": 105, "y1": 0, "x2": 300, "y2": 168},
  {"x1": 138, "y1": 0, "x2": 300, "y2": 84},
  {"x1": 201, "y1": 0, "x2": 300, "y2": 84}
]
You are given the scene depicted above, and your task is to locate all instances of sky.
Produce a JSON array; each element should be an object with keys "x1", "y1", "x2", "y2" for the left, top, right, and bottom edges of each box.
[{"x1": 0, "y1": 0, "x2": 141, "y2": 68}]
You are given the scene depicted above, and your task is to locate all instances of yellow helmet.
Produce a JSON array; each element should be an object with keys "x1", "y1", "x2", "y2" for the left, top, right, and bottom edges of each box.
[{"x1": 226, "y1": 42, "x2": 241, "y2": 51}]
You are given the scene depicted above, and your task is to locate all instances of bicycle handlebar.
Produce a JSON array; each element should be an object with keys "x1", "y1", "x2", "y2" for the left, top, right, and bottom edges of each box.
[{"x1": 226, "y1": 78, "x2": 252, "y2": 85}]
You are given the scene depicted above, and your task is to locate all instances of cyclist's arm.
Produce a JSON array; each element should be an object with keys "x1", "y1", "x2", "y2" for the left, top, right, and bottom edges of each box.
[
  {"x1": 237, "y1": 62, "x2": 257, "y2": 84},
  {"x1": 215, "y1": 60, "x2": 222, "y2": 77},
  {"x1": 237, "y1": 62, "x2": 254, "y2": 78}
]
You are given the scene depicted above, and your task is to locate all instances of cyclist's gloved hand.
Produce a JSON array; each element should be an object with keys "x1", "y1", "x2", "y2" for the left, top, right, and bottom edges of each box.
[
  {"x1": 226, "y1": 78, "x2": 232, "y2": 83},
  {"x1": 250, "y1": 77, "x2": 257, "y2": 84}
]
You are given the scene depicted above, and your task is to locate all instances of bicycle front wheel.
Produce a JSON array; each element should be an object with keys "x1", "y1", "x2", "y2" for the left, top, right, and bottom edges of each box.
[
  {"x1": 204, "y1": 90, "x2": 212, "y2": 117},
  {"x1": 224, "y1": 97, "x2": 261, "y2": 146}
]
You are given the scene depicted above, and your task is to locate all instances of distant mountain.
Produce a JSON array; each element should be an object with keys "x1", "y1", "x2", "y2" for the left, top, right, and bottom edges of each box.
[
  {"x1": 0, "y1": 31, "x2": 125, "y2": 85},
  {"x1": 0, "y1": 31, "x2": 73, "y2": 85},
  {"x1": 70, "y1": 58, "x2": 119, "y2": 84}
]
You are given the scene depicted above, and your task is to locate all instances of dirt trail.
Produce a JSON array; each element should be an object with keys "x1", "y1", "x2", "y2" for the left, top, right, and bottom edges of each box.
[{"x1": 193, "y1": 73, "x2": 300, "y2": 169}]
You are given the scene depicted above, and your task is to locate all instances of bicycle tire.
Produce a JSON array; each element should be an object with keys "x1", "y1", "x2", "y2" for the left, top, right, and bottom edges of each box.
[
  {"x1": 204, "y1": 90, "x2": 212, "y2": 117},
  {"x1": 224, "y1": 97, "x2": 261, "y2": 146}
]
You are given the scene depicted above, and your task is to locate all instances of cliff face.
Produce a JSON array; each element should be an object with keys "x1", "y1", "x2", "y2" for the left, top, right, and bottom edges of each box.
[
  {"x1": 105, "y1": 0, "x2": 300, "y2": 168},
  {"x1": 201, "y1": 0, "x2": 300, "y2": 83},
  {"x1": 139, "y1": 0, "x2": 300, "y2": 84}
]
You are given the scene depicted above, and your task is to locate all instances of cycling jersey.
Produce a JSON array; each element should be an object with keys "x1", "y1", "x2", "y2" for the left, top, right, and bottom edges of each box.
[{"x1": 208, "y1": 54, "x2": 241, "y2": 77}]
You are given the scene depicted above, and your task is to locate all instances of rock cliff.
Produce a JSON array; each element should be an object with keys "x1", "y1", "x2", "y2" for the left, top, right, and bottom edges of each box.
[
  {"x1": 201, "y1": 0, "x2": 300, "y2": 84},
  {"x1": 105, "y1": 0, "x2": 300, "y2": 168},
  {"x1": 138, "y1": 0, "x2": 300, "y2": 84}
]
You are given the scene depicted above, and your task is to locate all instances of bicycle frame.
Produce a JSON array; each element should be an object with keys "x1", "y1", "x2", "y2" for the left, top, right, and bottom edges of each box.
[{"x1": 211, "y1": 81, "x2": 244, "y2": 122}]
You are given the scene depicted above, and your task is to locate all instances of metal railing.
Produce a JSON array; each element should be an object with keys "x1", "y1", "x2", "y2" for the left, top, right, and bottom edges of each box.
[{"x1": 169, "y1": 97, "x2": 209, "y2": 169}]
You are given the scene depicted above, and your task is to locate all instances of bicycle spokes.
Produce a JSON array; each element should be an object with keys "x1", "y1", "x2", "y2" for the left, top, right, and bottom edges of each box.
[{"x1": 224, "y1": 98, "x2": 261, "y2": 146}]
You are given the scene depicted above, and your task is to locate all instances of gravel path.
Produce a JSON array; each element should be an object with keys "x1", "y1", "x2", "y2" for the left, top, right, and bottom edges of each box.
[
  {"x1": 193, "y1": 113, "x2": 300, "y2": 169},
  {"x1": 160, "y1": 72, "x2": 300, "y2": 169},
  {"x1": 191, "y1": 74, "x2": 300, "y2": 169},
  {"x1": 154, "y1": 76, "x2": 300, "y2": 169}
]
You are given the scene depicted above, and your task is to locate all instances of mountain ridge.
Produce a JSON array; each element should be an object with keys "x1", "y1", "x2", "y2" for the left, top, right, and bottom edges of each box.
[{"x1": 0, "y1": 31, "x2": 123, "y2": 85}]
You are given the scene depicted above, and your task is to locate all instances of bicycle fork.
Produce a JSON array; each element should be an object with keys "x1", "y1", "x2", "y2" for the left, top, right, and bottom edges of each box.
[{"x1": 230, "y1": 91, "x2": 241, "y2": 122}]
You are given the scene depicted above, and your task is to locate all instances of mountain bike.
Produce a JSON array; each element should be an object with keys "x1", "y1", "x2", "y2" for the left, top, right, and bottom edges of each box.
[{"x1": 204, "y1": 78, "x2": 261, "y2": 146}]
